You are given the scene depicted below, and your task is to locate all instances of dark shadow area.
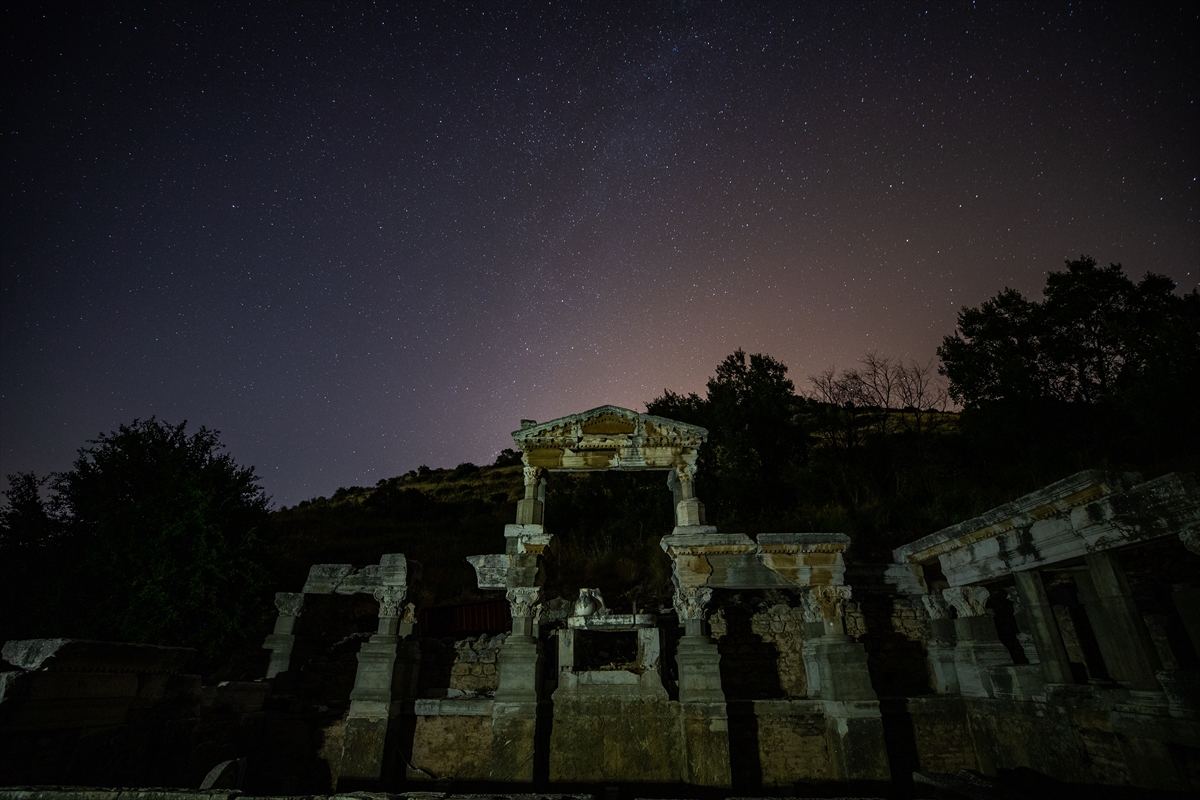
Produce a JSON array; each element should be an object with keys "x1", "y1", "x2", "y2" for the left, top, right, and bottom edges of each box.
[
  {"x1": 725, "y1": 700, "x2": 763, "y2": 788},
  {"x1": 879, "y1": 696, "x2": 920, "y2": 795},
  {"x1": 715, "y1": 601, "x2": 783, "y2": 700}
]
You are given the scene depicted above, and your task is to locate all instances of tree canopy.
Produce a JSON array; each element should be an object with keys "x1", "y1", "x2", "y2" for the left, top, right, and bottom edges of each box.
[
  {"x1": 937, "y1": 256, "x2": 1200, "y2": 410},
  {"x1": 1, "y1": 419, "x2": 271, "y2": 660}
]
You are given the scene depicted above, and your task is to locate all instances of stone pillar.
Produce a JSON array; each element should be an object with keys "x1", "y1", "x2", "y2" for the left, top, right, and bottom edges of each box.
[
  {"x1": 262, "y1": 592, "x2": 304, "y2": 679},
  {"x1": 673, "y1": 586, "x2": 731, "y2": 787},
  {"x1": 340, "y1": 579, "x2": 418, "y2": 786},
  {"x1": 673, "y1": 461, "x2": 707, "y2": 528},
  {"x1": 920, "y1": 594, "x2": 960, "y2": 694},
  {"x1": 943, "y1": 586, "x2": 1012, "y2": 699},
  {"x1": 800, "y1": 585, "x2": 890, "y2": 782},
  {"x1": 491, "y1": 586, "x2": 543, "y2": 782},
  {"x1": 1012, "y1": 570, "x2": 1074, "y2": 685},
  {"x1": 1077, "y1": 550, "x2": 1163, "y2": 693},
  {"x1": 516, "y1": 465, "x2": 544, "y2": 526}
]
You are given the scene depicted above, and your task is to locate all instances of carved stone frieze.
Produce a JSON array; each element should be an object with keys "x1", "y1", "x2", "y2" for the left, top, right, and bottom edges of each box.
[{"x1": 943, "y1": 585, "x2": 990, "y2": 618}]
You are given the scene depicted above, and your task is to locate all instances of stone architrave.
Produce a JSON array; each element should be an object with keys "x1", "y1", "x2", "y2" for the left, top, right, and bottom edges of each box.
[
  {"x1": 262, "y1": 592, "x2": 304, "y2": 679},
  {"x1": 943, "y1": 586, "x2": 1012, "y2": 699}
]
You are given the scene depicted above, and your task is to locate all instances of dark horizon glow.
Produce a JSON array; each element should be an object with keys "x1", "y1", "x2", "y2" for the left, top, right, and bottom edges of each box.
[{"x1": 3, "y1": 2, "x2": 1196, "y2": 506}]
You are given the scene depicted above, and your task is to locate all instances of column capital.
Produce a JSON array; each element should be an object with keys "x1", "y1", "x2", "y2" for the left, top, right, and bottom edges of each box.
[
  {"x1": 373, "y1": 585, "x2": 407, "y2": 618},
  {"x1": 674, "y1": 586, "x2": 713, "y2": 621},
  {"x1": 943, "y1": 585, "x2": 990, "y2": 618},
  {"x1": 274, "y1": 591, "x2": 305, "y2": 617},
  {"x1": 801, "y1": 585, "x2": 852, "y2": 624},
  {"x1": 507, "y1": 586, "x2": 542, "y2": 618},
  {"x1": 1180, "y1": 529, "x2": 1200, "y2": 556}
]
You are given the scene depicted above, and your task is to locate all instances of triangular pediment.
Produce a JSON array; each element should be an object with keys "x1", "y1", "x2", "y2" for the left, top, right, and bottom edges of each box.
[{"x1": 511, "y1": 405, "x2": 707, "y2": 471}]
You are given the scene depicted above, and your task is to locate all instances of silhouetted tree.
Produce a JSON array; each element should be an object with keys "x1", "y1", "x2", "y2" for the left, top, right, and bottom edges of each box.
[
  {"x1": 938, "y1": 256, "x2": 1199, "y2": 409},
  {"x1": 48, "y1": 419, "x2": 272, "y2": 658},
  {"x1": 0, "y1": 472, "x2": 54, "y2": 552}
]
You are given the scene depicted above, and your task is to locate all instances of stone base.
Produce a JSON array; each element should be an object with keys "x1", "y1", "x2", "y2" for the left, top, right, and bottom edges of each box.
[
  {"x1": 677, "y1": 635, "x2": 725, "y2": 704},
  {"x1": 990, "y1": 664, "x2": 1046, "y2": 701},
  {"x1": 682, "y1": 702, "x2": 732, "y2": 786},
  {"x1": 549, "y1": 695, "x2": 683, "y2": 783},
  {"x1": 823, "y1": 700, "x2": 890, "y2": 781},
  {"x1": 491, "y1": 701, "x2": 538, "y2": 782},
  {"x1": 338, "y1": 715, "x2": 391, "y2": 784},
  {"x1": 804, "y1": 635, "x2": 878, "y2": 701}
]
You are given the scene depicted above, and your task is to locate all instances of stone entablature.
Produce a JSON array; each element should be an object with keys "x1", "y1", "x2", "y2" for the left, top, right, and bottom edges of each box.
[
  {"x1": 512, "y1": 405, "x2": 707, "y2": 472},
  {"x1": 892, "y1": 470, "x2": 1200, "y2": 586},
  {"x1": 662, "y1": 531, "x2": 850, "y2": 591}
]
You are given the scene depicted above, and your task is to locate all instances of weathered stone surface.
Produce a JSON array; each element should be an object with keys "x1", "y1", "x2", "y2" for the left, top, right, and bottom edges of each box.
[
  {"x1": 894, "y1": 470, "x2": 1200, "y2": 587},
  {"x1": 550, "y1": 695, "x2": 684, "y2": 783},
  {"x1": 409, "y1": 714, "x2": 494, "y2": 781},
  {"x1": 1, "y1": 639, "x2": 194, "y2": 674},
  {"x1": 750, "y1": 699, "x2": 830, "y2": 784}
]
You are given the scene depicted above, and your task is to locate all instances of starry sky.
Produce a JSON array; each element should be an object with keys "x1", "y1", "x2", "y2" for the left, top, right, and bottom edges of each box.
[{"x1": 3, "y1": 2, "x2": 1196, "y2": 507}]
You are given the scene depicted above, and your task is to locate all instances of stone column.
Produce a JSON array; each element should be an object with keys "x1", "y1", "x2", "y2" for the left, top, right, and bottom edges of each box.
[
  {"x1": 943, "y1": 586, "x2": 1013, "y2": 699},
  {"x1": 673, "y1": 460, "x2": 707, "y2": 528},
  {"x1": 1012, "y1": 570, "x2": 1074, "y2": 685},
  {"x1": 798, "y1": 585, "x2": 889, "y2": 781},
  {"x1": 920, "y1": 594, "x2": 960, "y2": 694},
  {"x1": 491, "y1": 586, "x2": 543, "y2": 782},
  {"x1": 673, "y1": 586, "x2": 731, "y2": 787},
  {"x1": 262, "y1": 592, "x2": 304, "y2": 679},
  {"x1": 1077, "y1": 550, "x2": 1163, "y2": 693},
  {"x1": 340, "y1": 580, "x2": 417, "y2": 786},
  {"x1": 516, "y1": 465, "x2": 544, "y2": 526}
]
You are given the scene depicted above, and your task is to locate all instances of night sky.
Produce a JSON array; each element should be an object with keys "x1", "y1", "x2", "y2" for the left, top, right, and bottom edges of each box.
[{"x1": 3, "y1": 2, "x2": 1196, "y2": 507}]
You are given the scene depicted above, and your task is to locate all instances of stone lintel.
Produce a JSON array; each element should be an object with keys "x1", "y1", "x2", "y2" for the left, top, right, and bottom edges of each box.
[{"x1": 567, "y1": 613, "x2": 657, "y2": 630}]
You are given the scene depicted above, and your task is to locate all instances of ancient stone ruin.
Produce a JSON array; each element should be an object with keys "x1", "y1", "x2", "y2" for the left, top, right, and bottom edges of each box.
[{"x1": 2, "y1": 405, "x2": 1198, "y2": 795}]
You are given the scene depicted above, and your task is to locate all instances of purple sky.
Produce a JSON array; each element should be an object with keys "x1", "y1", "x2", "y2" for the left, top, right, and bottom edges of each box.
[{"x1": 3, "y1": 2, "x2": 1196, "y2": 507}]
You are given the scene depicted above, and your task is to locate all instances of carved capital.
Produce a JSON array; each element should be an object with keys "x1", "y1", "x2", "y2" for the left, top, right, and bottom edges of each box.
[
  {"x1": 1180, "y1": 529, "x2": 1200, "y2": 556},
  {"x1": 373, "y1": 585, "x2": 407, "y2": 618},
  {"x1": 802, "y1": 585, "x2": 852, "y2": 623},
  {"x1": 274, "y1": 592, "x2": 305, "y2": 618},
  {"x1": 920, "y1": 594, "x2": 953, "y2": 620},
  {"x1": 943, "y1": 585, "x2": 990, "y2": 618},
  {"x1": 673, "y1": 586, "x2": 713, "y2": 621},
  {"x1": 522, "y1": 466, "x2": 544, "y2": 487},
  {"x1": 507, "y1": 586, "x2": 542, "y2": 618}
]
